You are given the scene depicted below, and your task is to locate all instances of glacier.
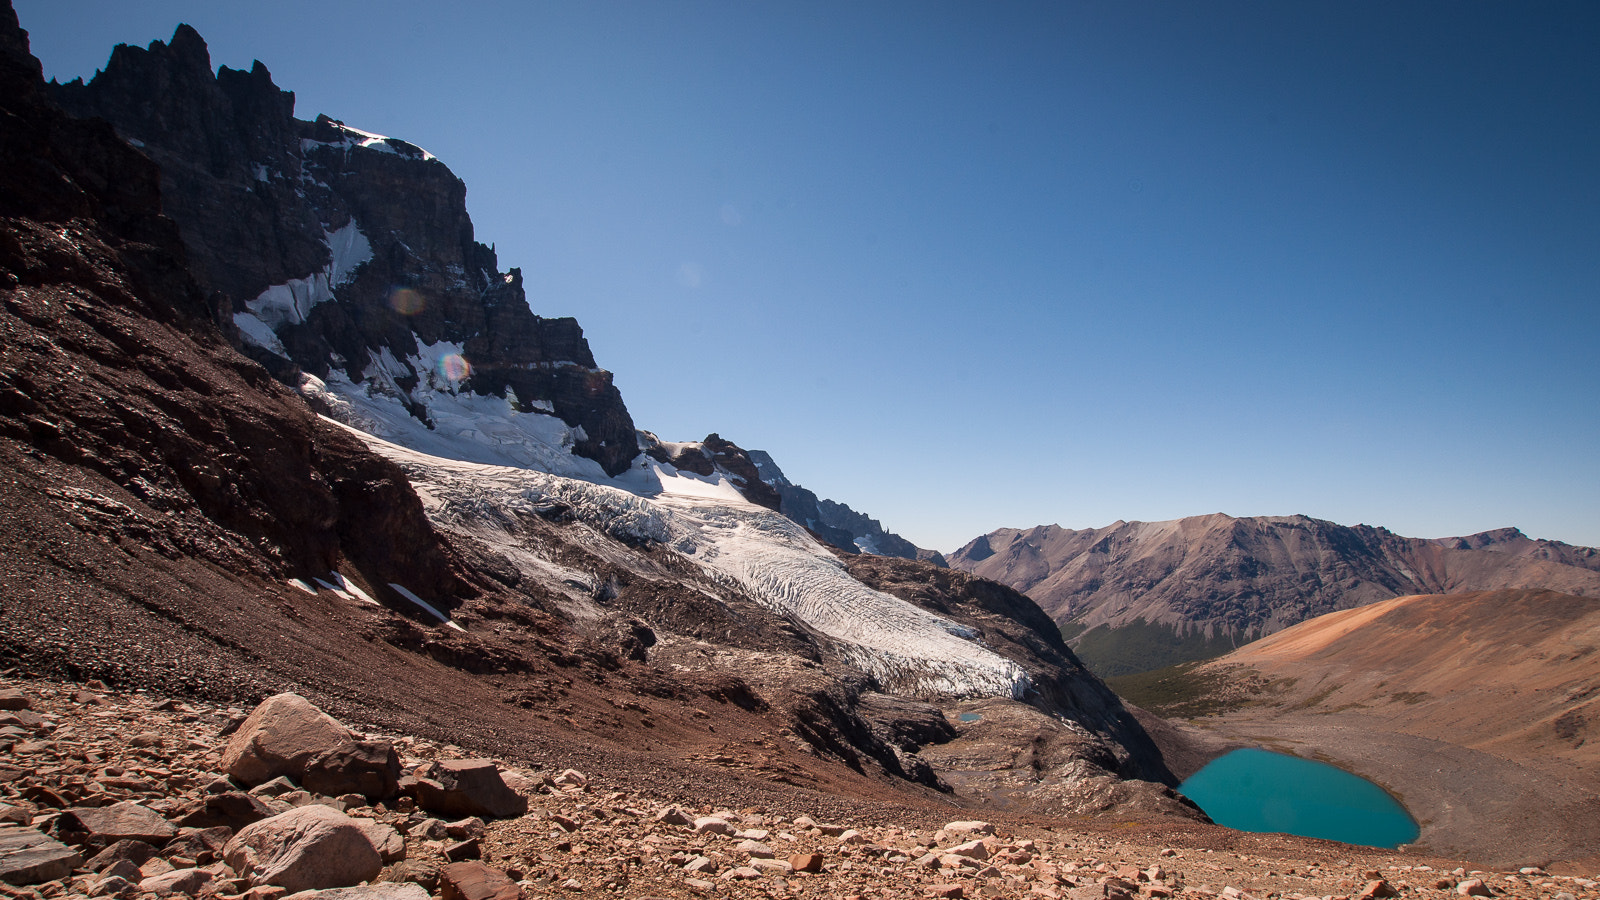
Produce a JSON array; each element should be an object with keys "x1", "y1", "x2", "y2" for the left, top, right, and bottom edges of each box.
[{"x1": 327, "y1": 414, "x2": 1030, "y2": 701}]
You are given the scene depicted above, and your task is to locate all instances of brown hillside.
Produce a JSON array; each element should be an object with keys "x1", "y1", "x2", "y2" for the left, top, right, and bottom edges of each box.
[
  {"x1": 1213, "y1": 589, "x2": 1600, "y2": 770},
  {"x1": 1163, "y1": 589, "x2": 1600, "y2": 869}
]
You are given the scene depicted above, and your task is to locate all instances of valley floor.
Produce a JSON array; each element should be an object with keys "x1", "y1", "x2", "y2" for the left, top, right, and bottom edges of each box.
[
  {"x1": 1175, "y1": 711, "x2": 1600, "y2": 874},
  {"x1": 1, "y1": 674, "x2": 1586, "y2": 900}
]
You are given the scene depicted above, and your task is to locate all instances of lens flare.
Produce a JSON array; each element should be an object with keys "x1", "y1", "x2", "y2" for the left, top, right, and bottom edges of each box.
[
  {"x1": 388, "y1": 286, "x2": 425, "y2": 315},
  {"x1": 438, "y1": 353, "x2": 471, "y2": 383}
]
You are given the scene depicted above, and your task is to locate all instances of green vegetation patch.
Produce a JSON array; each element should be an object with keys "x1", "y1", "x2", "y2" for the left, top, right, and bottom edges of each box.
[
  {"x1": 1063, "y1": 618, "x2": 1255, "y2": 679},
  {"x1": 1106, "y1": 661, "x2": 1257, "y2": 718}
]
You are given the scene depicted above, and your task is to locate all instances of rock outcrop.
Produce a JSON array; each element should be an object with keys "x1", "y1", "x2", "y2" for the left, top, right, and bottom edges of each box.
[
  {"x1": 841, "y1": 554, "x2": 1195, "y2": 819},
  {"x1": 641, "y1": 433, "x2": 783, "y2": 511}
]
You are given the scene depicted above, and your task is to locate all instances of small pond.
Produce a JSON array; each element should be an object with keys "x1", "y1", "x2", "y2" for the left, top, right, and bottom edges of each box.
[
  {"x1": 1178, "y1": 748, "x2": 1419, "y2": 848},
  {"x1": 957, "y1": 713, "x2": 983, "y2": 723}
]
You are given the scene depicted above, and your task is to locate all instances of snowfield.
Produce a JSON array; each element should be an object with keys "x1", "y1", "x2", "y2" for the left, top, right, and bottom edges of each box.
[{"x1": 336, "y1": 424, "x2": 1029, "y2": 701}]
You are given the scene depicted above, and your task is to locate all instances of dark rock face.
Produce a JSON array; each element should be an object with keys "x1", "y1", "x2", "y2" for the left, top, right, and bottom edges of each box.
[
  {"x1": 0, "y1": 1, "x2": 463, "y2": 621},
  {"x1": 50, "y1": 26, "x2": 320, "y2": 308},
  {"x1": 51, "y1": 27, "x2": 637, "y2": 475}
]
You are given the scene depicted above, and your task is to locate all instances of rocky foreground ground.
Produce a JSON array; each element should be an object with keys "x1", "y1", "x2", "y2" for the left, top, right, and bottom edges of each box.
[{"x1": 0, "y1": 675, "x2": 1593, "y2": 900}]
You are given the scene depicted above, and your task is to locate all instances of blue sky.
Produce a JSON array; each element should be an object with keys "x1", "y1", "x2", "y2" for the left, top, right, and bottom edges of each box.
[{"x1": 17, "y1": 1, "x2": 1599, "y2": 551}]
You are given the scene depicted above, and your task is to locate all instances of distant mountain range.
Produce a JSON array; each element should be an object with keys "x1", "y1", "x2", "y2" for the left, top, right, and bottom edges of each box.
[{"x1": 949, "y1": 514, "x2": 1600, "y2": 676}]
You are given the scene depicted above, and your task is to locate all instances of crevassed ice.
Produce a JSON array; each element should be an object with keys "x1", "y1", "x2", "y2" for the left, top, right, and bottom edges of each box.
[
  {"x1": 302, "y1": 335, "x2": 609, "y2": 481},
  {"x1": 346, "y1": 431, "x2": 1029, "y2": 701}
]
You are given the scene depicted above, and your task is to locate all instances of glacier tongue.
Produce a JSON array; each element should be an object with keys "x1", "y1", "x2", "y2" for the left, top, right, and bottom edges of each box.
[{"x1": 349, "y1": 427, "x2": 1029, "y2": 701}]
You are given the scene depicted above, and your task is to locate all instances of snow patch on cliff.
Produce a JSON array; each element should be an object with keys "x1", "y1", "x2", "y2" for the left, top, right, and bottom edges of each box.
[
  {"x1": 242, "y1": 220, "x2": 372, "y2": 330},
  {"x1": 302, "y1": 350, "x2": 609, "y2": 481},
  {"x1": 302, "y1": 121, "x2": 438, "y2": 161},
  {"x1": 233, "y1": 311, "x2": 287, "y2": 357}
]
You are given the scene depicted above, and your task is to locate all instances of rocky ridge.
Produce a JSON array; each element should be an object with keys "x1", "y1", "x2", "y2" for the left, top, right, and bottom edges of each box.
[
  {"x1": 744, "y1": 450, "x2": 940, "y2": 564},
  {"x1": 1429, "y1": 530, "x2": 1600, "y2": 574},
  {"x1": 49, "y1": 25, "x2": 637, "y2": 476},
  {"x1": 3, "y1": 678, "x2": 1576, "y2": 900},
  {"x1": 949, "y1": 516, "x2": 1600, "y2": 677}
]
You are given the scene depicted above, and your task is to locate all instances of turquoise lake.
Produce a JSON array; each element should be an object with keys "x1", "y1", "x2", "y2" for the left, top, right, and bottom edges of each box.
[{"x1": 1179, "y1": 748, "x2": 1419, "y2": 848}]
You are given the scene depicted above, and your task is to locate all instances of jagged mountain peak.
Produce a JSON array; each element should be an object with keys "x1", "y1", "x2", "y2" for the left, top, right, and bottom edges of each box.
[
  {"x1": 47, "y1": 22, "x2": 948, "y2": 552},
  {"x1": 51, "y1": 29, "x2": 639, "y2": 476}
]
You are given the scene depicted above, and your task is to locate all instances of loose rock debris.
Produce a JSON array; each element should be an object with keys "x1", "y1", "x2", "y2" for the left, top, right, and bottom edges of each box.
[{"x1": 0, "y1": 677, "x2": 1595, "y2": 900}]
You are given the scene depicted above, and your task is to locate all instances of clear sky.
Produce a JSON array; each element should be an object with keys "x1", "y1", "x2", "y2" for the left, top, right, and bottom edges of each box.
[{"x1": 16, "y1": 1, "x2": 1600, "y2": 552}]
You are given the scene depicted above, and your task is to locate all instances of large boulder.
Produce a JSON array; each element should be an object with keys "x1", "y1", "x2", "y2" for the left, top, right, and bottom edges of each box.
[
  {"x1": 0, "y1": 825, "x2": 82, "y2": 885},
  {"x1": 292, "y1": 886, "x2": 430, "y2": 900},
  {"x1": 59, "y1": 802, "x2": 177, "y2": 847},
  {"x1": 438, "y1": 861, "x2": 520, "y2": 900},
  {"x1": 223, "y1": 805, "x2": 381, "y2": 893},
  {"x1": 221, "y1": 694, "x2": 399, "y2": 799},
  {"x1": 408, "y1": 760, "x2": 526, "y2": 820}
]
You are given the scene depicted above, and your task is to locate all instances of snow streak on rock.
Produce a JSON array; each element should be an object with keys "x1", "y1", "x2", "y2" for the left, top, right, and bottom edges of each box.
[
  {"x1": 349, "y1": 430, "x2": 1029, "y2": 701},
  {"x1": 242, "y1": 220, "x2": 372, "y2": 333}
]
